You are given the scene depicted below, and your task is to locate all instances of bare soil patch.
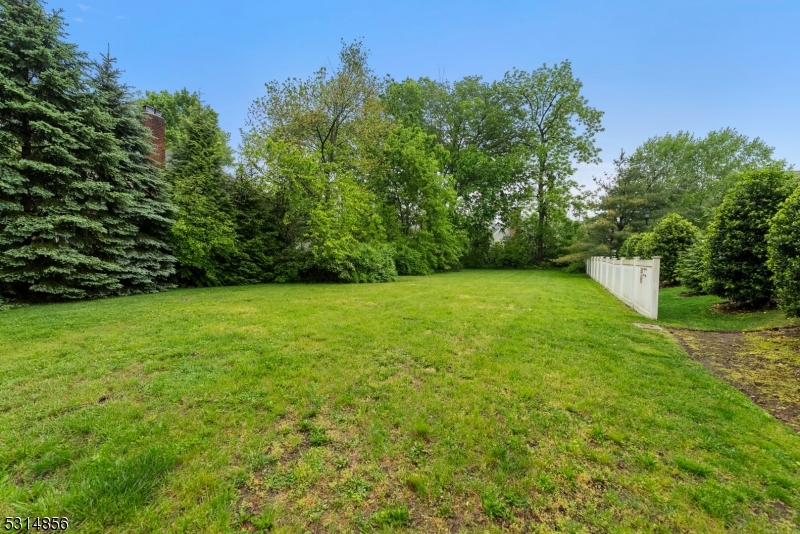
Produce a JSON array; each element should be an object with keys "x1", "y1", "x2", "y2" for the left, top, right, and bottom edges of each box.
[
  {"x1": 671, "y1": 327, "x2": 800, "y2": 432},
  {"x1": 710, "y1": 300, "x2": 778, "y2": 315}
]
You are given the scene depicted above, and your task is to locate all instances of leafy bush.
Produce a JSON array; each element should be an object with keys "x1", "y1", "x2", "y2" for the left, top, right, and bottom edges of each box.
[
  {"x1": 648, "y1": 214, "x2": 699, "y2": 285},
  {"x1": 676, "y1": 235, "x2": 710, "y2": 294},
  {"x1": 767, "y1": 185, "x2": 800, "y2": 317},
  {"x1": 486, "y1": 238, "x2": 531, "y2": 268},
  {"x1": 619, "y1": 233, "x2": 643, "y2": 258},
  {"x1": 706, "y1": 168, "x2": 794, "y2": 307},
  {"x1": 563, "y1": 260, "x2": 586, "y2": 274},
  {"x1": 392, "y1": 242, "x2": 434, "y2": 276},
  {"x1": 329, "y1": 243, "x2": 398, "y2": 283},
  {"x1": 618, "y1": 232, "x2": 654, "y2": 258},
  {"x1": 310, "y1": 242, "x2": 397, "y2": 284}
]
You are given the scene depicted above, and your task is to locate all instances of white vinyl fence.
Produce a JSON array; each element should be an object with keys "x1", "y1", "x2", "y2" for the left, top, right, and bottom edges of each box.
[{"x1": 586, "y1": 256, "x2": 661, "y2": 319}]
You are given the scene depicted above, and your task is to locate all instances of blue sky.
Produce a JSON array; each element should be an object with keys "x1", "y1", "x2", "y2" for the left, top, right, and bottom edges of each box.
[{"x1": 62, "y1": 0, "x2": 799, "y2": 187}]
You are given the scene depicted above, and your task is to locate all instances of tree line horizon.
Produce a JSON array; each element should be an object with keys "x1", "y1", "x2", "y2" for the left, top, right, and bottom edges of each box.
[{"x1": 2, "y1": 0, "x2": 799, "y2": 315}]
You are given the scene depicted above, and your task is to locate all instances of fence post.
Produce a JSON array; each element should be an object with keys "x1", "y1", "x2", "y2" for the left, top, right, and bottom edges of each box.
[
  {"x1": 650, "y1": 256, "x2": 661, "y2": 320},
  {"x1": 597, "y1": 256, "x2": 606, "y2": 287},
  {"x1": 613, "y1": 257, "x2": 619, "y2": 297},
  {"x1": 632, "y1": 257, "x2": 640, "y2": 314}
]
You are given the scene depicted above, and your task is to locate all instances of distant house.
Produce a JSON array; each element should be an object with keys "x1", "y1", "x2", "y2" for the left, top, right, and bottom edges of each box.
[{"x1": 490, "y1": 223, "x2": 512, "y2": 242}]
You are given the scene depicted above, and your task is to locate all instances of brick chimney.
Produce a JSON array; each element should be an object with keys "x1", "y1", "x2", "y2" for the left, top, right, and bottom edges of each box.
[{"x1": 142, "y1": 106, "x2": 166, "y2": 168}]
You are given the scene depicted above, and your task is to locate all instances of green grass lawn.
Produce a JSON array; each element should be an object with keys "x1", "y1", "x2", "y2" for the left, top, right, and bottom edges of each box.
[
  {"x1": 1, "y1": 271, "x2": 799, "y2": 533},
  {"x1": 658, "y1": 286, "x2": 797, "y2": 331}
]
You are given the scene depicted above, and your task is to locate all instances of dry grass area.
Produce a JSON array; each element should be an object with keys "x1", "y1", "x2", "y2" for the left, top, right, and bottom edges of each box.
[{"x1": 671, "y1": 327, "x2": 800, "y2": 432}]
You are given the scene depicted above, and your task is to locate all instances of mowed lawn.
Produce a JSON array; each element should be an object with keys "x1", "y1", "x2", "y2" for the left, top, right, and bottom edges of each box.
[{"x1": 1, "y1": 271, "x2": 799, "y2": 533}]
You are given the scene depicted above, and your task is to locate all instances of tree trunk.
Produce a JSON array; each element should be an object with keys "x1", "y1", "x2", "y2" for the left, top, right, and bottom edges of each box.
[{"x1": 534, "y1": 158, "x2": 547, "y2": 263}]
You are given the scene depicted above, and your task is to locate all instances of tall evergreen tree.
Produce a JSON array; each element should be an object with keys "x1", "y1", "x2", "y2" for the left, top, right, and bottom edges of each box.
[
  {"x1": 0, "y1": 0, "x2": 121, "y2": 301},
  {"x1": 89, "y1": 51, "x2": 175, "y2": 294},
  {"x1": 168, "y1": 106, "x2": 238, "y2": 286}
]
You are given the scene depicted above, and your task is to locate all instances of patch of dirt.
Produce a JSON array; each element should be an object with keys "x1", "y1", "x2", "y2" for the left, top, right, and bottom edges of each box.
[
  {"x1": 710, "y1": 301, "x2": 777, "y2": 315},
  {"x1": 670, "y1": 327, "x2": 800, "y2": 432}
]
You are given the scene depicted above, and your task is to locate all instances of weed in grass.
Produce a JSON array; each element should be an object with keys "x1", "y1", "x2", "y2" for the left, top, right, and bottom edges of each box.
[
  {"x1": 503, "y1": 444, "x2": 532, "y2": 475},
  {"x1": 481, "y1": 490, "x2": 512, "y2": 520},
  {"x1": 340, "y1": 475, "x2": 371, "y2": 501},
  {"x1": 435, "y1": 501, "x2": 453, "y2": 519},
  {"x1": 674, "y1": 456, "x2": 713, "y2": 478},
  {"x1": 246, "y1": 452, "x2": 274, "y2": 472},
  {"x1": 332, "y1": 456, "x2": 348, "y2": 470},
  {"x1": 372, "y1": 505, "x2": 411, "y2": 528},
  {"x1": 64, "y1": 445, "x2": 178, "y2": 524},
  {"x1": 535, "y1": 473, "x2": 556, "y2": 494},
  {"x1": 298, "y1": 420, "x2": 314, "y2": 432},
  {"x1": 634, "y1": 452, "x2": 658, "y2": 471},
  {"x1": 405, "y1": 474, "x2": 428, "y2": 497},
  {"x1": 589, "y1": 426, "x2": 606, "y2": 442},
  {"x1": 268, "y1": 470, "x2": 296, "y2": 490},
  {"x1": 606, "y1": 429, "x2": 626, "y2": 445},
  {"x1": 560, "y1": 464, "x2": 579, "y2": 485},
  {"x1": 308, "y1": 428, "x2": 331, "y2": 447},
  {"x1": 251, "y1": 506, "x2": 276, "y2": 532},
  {"x1": 412, "y1": 421, "x2": 431, "y2": 441},
  {"x1": 502, "y1": 489, "x2": 528, "y2": 509},
  {"x1": 407, "y1": 441, "x2": 428, "y2": 466}
]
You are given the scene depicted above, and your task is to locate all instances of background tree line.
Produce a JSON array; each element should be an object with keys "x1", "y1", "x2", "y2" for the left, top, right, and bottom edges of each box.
[
  {"x1": 2, "y1": 0, "x2": 606, "y2": 303},
  {"x1": 141, "y1": 41, "x2": 605, "y2": 286},
  {"x1": 3, "y1": 0, "x2": 799, "y2": 316},
  {"x1": 581, "y1": 132, "x2": 800, "y2": 317}
]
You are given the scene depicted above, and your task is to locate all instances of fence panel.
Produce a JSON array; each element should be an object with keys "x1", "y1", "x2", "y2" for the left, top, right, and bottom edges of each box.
[{"x1": 586, "y1": 256, "x2": 661, "y2": 320}]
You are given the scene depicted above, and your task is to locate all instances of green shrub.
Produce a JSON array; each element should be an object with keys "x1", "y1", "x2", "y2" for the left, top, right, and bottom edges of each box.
[
  {"x1": 637, "y1": 232, "x2": 655, "y2": 258},
  {"x1": 486, "y1": 238, "x2": 531, "y2": 268},
  {"x1": 767, "y1": 185, "x2": 800, "y2": 317},
  {"x1": 563, "y1": 260, "x2": 586, "y2": 274},
  {"x1": 706, "y1": 168, "x2": 794, "y2": 307},
  {"x1": 336, "y1": 243, "x2": 398, "y2": 283},
  {"x1": 392, "y1": 243, "x2": 434, "y2": 276},
  {"x1": 648, "y1": 214, "x2": 699, "y2": 285},
  {"x1": 619, "y1": 232, "x2": 654, "y2": 259},
  {"x1": 619, "y1": 233, "x2": 643, "y2": 258},
  {"x1": 676, "y1": 236, "x2": 710, "y2": 295}
]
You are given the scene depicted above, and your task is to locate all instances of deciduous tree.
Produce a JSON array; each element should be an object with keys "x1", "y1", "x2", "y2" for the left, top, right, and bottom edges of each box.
[
  {"x1": 502, "y1": 61, "x2": 603, "y2": 262},
  {"x1": 767, "y1": 182, "x2": 800, "y2": 317},
  {"x1": 705, "y1": 167, "x2": 793, "y2": 307}
]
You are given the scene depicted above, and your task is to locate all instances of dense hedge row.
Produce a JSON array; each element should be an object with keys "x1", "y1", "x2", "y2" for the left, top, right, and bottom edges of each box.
[
  {"x1": 767, "y1": 185, "x2": 800, "y2": 316},
  {"x1": 619, "y1": 168, "x2": 800, "y2": 315},
  {"x1": 616, "y1": 214, "x2": 698, "y2": 285}
]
